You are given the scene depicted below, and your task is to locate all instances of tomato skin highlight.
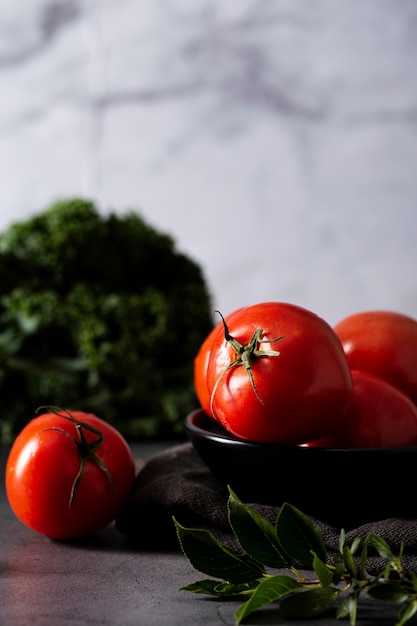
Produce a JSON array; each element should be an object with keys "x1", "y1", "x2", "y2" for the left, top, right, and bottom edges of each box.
[
  {"x1": 194, "y1": 321, "x2": 223, "y2": 418},
  {"x1": 305, "y1": 370, "x2": 417, "y2": 449},
  {"x1": 202, "y1": 302, "x2": 353, "y2": 445},
  {"x1": 6, "y1": 410, "x2": 136, "y2": 540},
  {"x1": 334, "y1": 310, "x2": 417, "y2": 405}
]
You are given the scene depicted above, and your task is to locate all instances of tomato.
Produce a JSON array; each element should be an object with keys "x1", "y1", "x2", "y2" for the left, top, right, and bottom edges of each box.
[
  {"x1": 6, "y1": 409, "x2": 136, "y2": 540},
  {"x1": 305, "y1": 370, "x2": 417, "y2": 448},
  {"x1": 199, "y1": 302, "x2": 353, "y2": 445},
  {"x1": 194, "y1": 322, "x2": 222, "y2": 417},
  {"x1": 194, "y1": 308, "x2": 243, "y2": 418},
  {"x1": 334, "y1": 310, "x2": 417, "y2": 405}
]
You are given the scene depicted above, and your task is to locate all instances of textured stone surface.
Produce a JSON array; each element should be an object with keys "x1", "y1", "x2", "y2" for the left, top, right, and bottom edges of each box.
[
  {"x1": 0, "y1": 0, "x2": 416, "y2": 322},
  {"x1": 0, "y1": 443, "x2": 412, "y2": 625}
]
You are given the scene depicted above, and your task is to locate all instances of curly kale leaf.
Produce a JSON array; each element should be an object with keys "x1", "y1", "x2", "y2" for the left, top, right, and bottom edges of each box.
[{"x1": 0, "y1": 198, "x2": 213, "y2": 443}]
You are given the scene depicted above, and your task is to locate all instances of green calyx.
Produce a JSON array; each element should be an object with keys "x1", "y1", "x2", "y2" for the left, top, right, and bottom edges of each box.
[
  {"x1": 37, "y1": 406, "x2": 116, "y2": 508},
  {"x1": 209, "y1": 311, "x2": 283, "y2": 416}
]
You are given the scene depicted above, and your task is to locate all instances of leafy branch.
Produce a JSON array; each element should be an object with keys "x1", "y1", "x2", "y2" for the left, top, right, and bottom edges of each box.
[{"x1": 174, "y1": 487, "x2": 417, "y2": 625}]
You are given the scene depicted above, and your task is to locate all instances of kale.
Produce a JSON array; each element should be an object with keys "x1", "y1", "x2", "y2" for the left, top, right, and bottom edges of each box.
[{"x1": 0, "y1": 198, "x2": 214, "y2": 443}]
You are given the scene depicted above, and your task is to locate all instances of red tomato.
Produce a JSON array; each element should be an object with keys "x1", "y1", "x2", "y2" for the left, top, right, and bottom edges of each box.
[
  {"x1": 334, "y1": 310, "x2": 417, "y2": 405},
  {"x1": 6, "y1": 409, "x2": 136, "y2": 540},
  {"x1": 305, "y1": 370, "x2": 417, "y2": 448},
  {"x1": 200, "y1": 302, "x2": 353, "y2": 445},
  {"x1": 194, "y1": 308, "x2": 243, "y2": 418},
  {"x1": 194, "y1": 322, "x2": 222, "y2": 417}
]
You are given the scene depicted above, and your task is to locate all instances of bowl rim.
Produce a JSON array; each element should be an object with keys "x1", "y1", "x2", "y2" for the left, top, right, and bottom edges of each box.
[{"x1": 185, "y1": 408, "x2": 417, "y2": 454}]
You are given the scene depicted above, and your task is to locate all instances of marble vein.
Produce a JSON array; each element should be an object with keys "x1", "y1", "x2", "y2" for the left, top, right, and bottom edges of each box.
[
  {"x1": 0, "y1": 0, "x2": 81, "y2": 67},
  {"x1": 0, "y1": 0, "x2": 416, "y2": 322}
]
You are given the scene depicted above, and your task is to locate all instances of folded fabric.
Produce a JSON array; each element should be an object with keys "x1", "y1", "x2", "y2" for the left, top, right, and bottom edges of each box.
[{"x1": 115, "y1": 442, "x2": 417, "y2": 574}]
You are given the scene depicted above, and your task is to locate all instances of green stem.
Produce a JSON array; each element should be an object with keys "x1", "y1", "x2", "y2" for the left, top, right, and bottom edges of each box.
[
  {"x1": 210, "y1": 311, "x2": 283, "y2": 417},
  {"x1": 37, "y1": 406, "x2": 116, "y2": 508}
]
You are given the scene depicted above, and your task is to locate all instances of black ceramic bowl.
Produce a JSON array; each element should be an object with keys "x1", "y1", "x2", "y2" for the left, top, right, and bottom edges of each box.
[{"x1": 185, "y1": 408, "x2": 417, "y2": 528}]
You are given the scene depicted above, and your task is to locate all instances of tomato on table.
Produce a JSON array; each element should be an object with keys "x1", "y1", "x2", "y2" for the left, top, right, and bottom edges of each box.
[
  {"x1": 197, "y1": 302, "x2": 353, "y2": 445},
  {"x1": 6, "y1": 408, "x2": 136, "y2": 540},
  {"x1": 334, "y1": 310, "x2": 417, "y2": 405},
  {"x1": 305, "y1": 370, "x2": 417, "y2": 448}
]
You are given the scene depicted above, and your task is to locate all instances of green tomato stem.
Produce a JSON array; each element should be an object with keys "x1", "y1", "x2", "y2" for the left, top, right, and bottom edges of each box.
[
  {"x1": 37, "y1": 406, "x2": 116, "y2": 508},
  {"x1": 209, "y1": 311, "x2": 283, "y2": 417}
]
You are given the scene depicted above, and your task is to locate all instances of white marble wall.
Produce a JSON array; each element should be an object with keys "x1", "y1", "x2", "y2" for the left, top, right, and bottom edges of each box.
[{"x1": 1, "y1": 0, "x2": 416, "y2": 324}]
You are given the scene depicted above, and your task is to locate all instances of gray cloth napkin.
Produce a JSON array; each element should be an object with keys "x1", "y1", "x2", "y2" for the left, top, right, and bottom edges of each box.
[{"x1": 115, "y1": 442, "x2": 417, "y2": 575}]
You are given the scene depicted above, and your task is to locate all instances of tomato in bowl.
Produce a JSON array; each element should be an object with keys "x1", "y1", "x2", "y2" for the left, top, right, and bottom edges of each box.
[{"x1": 185, "y1": 408, "x2": 417, "y2": 528}]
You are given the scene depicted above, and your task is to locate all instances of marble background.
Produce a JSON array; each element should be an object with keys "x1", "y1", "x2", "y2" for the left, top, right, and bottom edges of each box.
[{"x1": 1, "y1": 0, "x2": 416, "y2": 325}]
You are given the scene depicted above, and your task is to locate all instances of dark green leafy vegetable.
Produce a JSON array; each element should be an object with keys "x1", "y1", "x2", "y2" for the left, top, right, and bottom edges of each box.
[
  {"x1": 175, "y1": 487, "x2": 417, "y2": 625},
  {"x1": 0, "y1": 198, "x2": 213, "y2": 443}
]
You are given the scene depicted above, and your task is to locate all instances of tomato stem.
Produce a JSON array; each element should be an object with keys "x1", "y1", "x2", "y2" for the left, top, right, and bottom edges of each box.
[
  {"x1": 37, "y1": 406, "x2": 117, "y2": 508},
  {"x1": 209, "y1": 311, "x2": 283, "y2": 417}
]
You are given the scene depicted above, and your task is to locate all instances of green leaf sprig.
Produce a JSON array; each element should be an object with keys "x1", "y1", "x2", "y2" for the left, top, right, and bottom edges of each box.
[{"x1": 174, "y1": 487, "x2": 417, "y2": 625}]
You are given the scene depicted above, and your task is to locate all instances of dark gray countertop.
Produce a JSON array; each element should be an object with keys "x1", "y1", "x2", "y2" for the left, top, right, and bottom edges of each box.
[{"x1": 0, "y1": 442, "x2": 414, "y2": 625}]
